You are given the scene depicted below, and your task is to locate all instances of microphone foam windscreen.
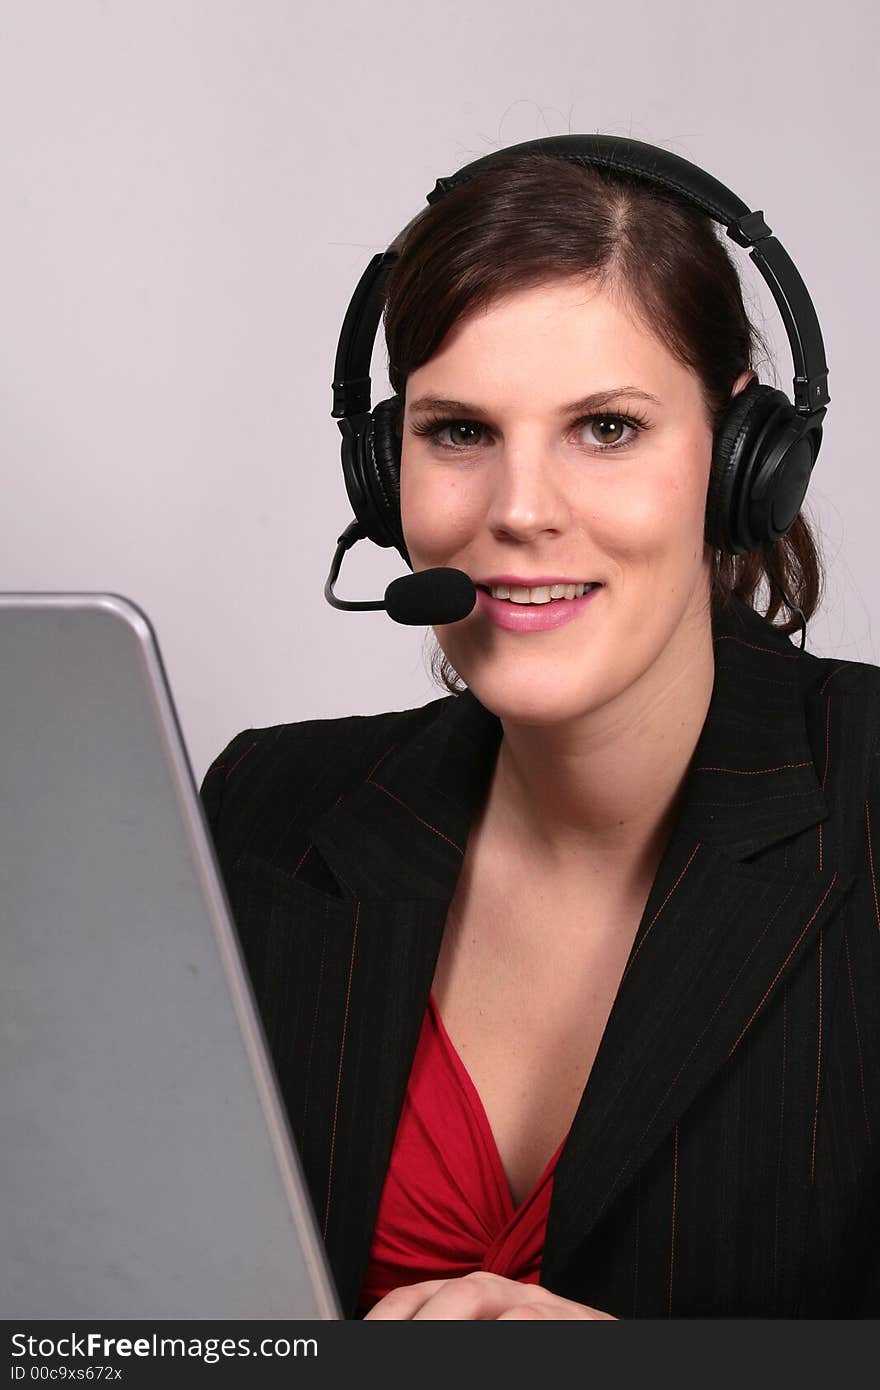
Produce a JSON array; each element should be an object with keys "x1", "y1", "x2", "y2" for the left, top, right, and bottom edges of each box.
[{"x1": 384, "y1": 568, "x2": 477, "y2": 626}]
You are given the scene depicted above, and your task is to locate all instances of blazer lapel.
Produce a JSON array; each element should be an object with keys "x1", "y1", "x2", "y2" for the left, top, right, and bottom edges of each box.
[
  {"x1": 293, "y1": 690, "x2": 500, "y2": 1316},
  {"x1": 294, "y1": 594, "x2": 855, "y2": 1312},
  {"x1": 540, "y1": 839, "x2": 854, "y2": 1283}
]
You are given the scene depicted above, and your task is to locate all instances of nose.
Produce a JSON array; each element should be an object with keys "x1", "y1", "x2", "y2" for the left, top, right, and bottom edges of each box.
[{"x1": 483, "y1": 443, "x2": 571, "y2": 542}]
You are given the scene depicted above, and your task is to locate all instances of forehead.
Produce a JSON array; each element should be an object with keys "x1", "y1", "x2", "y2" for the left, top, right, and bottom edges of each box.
[{"x1": 406, "y1": 277, "x2": 693, "y2": 406}]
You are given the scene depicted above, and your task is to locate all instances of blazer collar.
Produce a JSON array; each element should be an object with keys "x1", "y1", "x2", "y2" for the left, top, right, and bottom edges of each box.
[{"x1": 308, "y1": 593, "x2": 829, "y2": 901}]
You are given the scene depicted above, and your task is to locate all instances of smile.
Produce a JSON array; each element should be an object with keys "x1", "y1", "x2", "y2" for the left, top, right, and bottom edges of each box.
[{"x1": 476, "y1": 584, "x2": 603, "y2": 632}]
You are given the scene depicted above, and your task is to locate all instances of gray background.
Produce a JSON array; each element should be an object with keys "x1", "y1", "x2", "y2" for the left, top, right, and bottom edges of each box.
[{"x1": 2, "y1": 0, "x2": 876, "y2": 784}]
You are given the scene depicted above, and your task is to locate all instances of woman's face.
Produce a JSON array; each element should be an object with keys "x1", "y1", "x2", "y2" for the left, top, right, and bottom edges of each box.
[{"x1": 399, "y1": 277, "x2": 753, "y2": 725}]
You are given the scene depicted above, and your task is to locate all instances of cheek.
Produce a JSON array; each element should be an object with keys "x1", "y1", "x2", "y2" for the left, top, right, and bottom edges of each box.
[
  {"x1": 400, "y1": 459, "x2": 481, "y2": 557},
  {"x1": 589, "y1": 445, "x2": 709, "y2": 560}
]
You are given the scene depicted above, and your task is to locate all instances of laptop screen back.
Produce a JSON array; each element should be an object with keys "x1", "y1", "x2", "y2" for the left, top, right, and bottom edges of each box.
[{"x1": 0, "y1": 593, "x2": 342, "y2": 1319}]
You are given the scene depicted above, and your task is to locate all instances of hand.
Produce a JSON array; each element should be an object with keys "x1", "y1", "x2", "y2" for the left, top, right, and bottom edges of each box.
[{"x1": 362, "y1": 1269, "x2": 617, "y2": 1319}]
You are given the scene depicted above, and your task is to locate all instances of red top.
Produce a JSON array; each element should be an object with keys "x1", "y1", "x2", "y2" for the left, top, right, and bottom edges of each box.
[{"x1": 357, "y1": 990, "x2": 566, "y2": 1314}]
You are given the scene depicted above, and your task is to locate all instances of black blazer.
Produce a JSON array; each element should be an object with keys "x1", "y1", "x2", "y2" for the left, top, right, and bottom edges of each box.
[{"x1": 199, "y1": 593, "x2": 880, "y2": 1319}]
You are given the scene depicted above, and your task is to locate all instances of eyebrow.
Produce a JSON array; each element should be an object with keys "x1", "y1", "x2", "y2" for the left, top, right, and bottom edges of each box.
[{"x1": 406, "y1": 386, "x2": 662, "y2": 417}]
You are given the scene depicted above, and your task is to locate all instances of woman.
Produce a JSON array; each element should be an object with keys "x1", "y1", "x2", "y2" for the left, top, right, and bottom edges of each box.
[{"x1": 200, "y1": 150, "x2": 880, "y2": 1318}]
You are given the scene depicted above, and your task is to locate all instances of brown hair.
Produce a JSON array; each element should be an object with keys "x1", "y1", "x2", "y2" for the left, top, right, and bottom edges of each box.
[{"x1": 380, "y1": 152, "x2": 826, "y2": 695}]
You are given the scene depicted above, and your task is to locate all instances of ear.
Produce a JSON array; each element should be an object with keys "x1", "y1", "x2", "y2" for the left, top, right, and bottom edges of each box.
[{"x1": 731, "y1": 369, "x2": 758, "y2": 398}]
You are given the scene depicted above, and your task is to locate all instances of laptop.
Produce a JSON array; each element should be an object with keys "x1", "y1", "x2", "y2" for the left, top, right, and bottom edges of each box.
[{"x1": 0, "y1": 593, "x2": 343, "y2": 1320}]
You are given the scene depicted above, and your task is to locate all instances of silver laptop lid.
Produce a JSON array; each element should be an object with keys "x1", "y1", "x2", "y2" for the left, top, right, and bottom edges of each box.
[{"x1": 0, "y1": 593, "x2": 342, "y2": 1320}]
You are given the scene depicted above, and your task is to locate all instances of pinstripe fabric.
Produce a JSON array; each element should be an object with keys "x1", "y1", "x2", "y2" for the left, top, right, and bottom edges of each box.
[{"x1": 199, "y1": 594, "x2": 880, "y2": 1319}]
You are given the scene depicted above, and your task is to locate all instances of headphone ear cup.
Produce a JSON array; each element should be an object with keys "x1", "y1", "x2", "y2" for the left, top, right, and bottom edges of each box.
[
  {"x1": 366, "y1": 394, "x2": 410, "y2": 562},
  {"x1": 706, "y1": 383, "x2": 795, "y2": 554}
]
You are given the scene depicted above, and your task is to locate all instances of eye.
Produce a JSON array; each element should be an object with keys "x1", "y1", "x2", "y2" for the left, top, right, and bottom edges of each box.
[
  {"x1": 424, "y1": 420, "x2": 486, "y2": 449},
  {"x1": 586, "y1": 415, "x2": 636, "y2": 447}
]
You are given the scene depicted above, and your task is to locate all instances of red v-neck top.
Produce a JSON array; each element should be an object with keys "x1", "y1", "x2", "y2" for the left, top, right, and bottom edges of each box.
[{"x1": 356, "y1": 990, "x2": 567, "y2": 1314}]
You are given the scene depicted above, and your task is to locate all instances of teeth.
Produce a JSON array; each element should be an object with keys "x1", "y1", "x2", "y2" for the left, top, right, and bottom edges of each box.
[{"x1": 489, "y1": 582, "x2": 594, "y2": 603}]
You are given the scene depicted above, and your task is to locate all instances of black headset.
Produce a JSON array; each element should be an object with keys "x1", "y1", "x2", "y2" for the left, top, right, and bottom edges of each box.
[{"x1": 327, "y1": 134, "x2": 829, "y2": 640}]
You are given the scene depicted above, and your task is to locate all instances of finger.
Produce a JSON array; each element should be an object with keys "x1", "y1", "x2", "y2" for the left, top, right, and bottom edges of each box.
[
  {"x1": 410, "y1": 1271, "x2": 537, "y2": 1321},
  {"x1": 496, "y1": 1292, "x2": 617, "y2": 1319},
  {"x1": 496, "y1": 1303, "x2": 555, "y2": 1319},
  {"x1": 496, "y1": 1302, "x2": 583, "y2": 1319},
  {"x1": 362, "y1": 1279, "x2": 452, "y2": 1320}
]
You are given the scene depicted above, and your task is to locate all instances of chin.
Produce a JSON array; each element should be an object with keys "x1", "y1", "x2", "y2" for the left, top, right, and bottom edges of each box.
[{"x1": 467, "y1": 673, "x2": 607, "y2": 727}]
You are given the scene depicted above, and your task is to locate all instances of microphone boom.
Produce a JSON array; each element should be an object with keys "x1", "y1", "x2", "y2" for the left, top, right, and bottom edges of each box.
[{"x1": 324, "y1": 523, "x2": 477, "y2": 625}]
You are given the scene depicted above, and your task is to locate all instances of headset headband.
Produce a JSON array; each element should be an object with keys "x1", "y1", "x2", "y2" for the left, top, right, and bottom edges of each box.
[{"x1": 331, "y1": 133, "x2": 829, "y2": 423}]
